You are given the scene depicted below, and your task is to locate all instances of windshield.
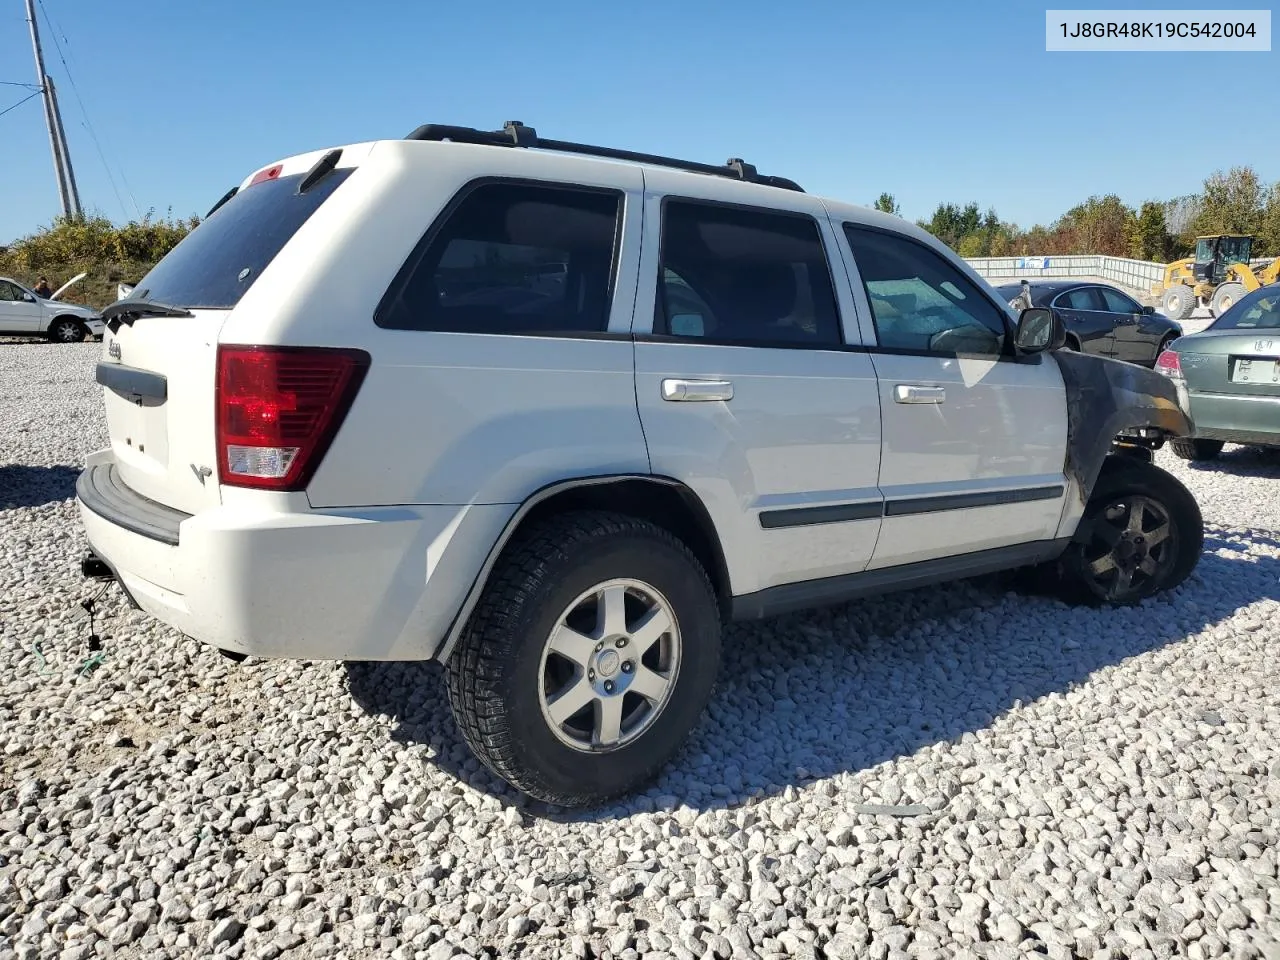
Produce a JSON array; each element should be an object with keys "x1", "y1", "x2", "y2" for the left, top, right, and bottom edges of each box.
[
  {"x1": 130, "y1": 169, "x2": 353, "y2": 310},
  {"x1": 1211, "y1": 287, "x2": 1280, "y2": 330},
  {"x1": 1219, "y1": 236, "x2": 1252, "y2": 265}
]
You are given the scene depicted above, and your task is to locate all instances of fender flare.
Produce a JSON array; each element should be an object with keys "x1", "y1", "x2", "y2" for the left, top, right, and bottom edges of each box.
[{"x1": 432, "y1": 474, "x2": 723, "y2": 661}]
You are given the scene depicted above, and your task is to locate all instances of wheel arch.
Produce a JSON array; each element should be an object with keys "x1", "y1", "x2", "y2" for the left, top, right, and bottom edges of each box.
[
  {"x1": 434, "y1": 474, "x2": 730, "y2": 661},
  {"x1": 1053, "y1": 350, "x2": 1193, "y2": 511}
]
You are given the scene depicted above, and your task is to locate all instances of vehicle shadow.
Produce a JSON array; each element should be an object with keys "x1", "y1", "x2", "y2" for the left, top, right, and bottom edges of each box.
[
  {"x1": 0, "y1": 464, "x2": 81, "y2": 508},
  {"x1": 1182, "y1": 444, "x2": 1280, "y2": 477},
  {"x1": 344, "y1": 525, "x2": 1279, "y2": 820}
]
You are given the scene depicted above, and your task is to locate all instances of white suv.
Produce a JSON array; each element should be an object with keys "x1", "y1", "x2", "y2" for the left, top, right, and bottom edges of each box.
[
  {"x1": 77, "y1": 122, "x2": 1202, "y2": 806},
  {"x1": 0, "y1": 276, "x2": 103, "y2": 342}
]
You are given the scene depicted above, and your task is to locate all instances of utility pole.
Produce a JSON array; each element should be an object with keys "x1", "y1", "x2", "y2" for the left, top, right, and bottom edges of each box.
[
  {"x1": 25, "y1": 0, "x2": 82, "y2": 219},
  {"x1": 46, "y1": 76, "x2": 82, "y2": 216}
]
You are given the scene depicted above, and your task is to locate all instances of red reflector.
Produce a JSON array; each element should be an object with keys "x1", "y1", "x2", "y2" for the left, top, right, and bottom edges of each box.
[
  {"x1": 215, "y1": 346, "x2": 369, "y2": 491},
  {"x1": 248, "y1": 164, "x2": 283, "y2": 186}
]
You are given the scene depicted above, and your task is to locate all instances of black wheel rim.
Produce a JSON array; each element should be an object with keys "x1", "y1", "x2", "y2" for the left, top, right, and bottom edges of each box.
[{"x1": 1081, "y1": 494, "x2": 1177, "y2": 601}]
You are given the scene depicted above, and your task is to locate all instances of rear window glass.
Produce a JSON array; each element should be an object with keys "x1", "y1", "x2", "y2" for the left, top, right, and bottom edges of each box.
[
  {"x1": 1213, "y1": 289, "x2": 1280, "y2": 330},
  {"x1": 130, "y1": 169, "x2": 353, "y2": 309}
]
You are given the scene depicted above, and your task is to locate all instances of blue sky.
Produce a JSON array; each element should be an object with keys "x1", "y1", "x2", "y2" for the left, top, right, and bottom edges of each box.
[{"x1": 1, "y1": 0, "x2": 1276, "y2": 241}]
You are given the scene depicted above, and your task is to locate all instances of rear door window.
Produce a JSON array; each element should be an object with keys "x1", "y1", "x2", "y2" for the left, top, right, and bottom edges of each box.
[
  {"x1": 129, "y1": 169, "x2": 353, "y2": 309},
  {"x1": 1059, "y1": 287, "x2": 1106, "y2": 311},
  {"x1": 376, "y1": 182, "x2": 622, "y2": 335}
]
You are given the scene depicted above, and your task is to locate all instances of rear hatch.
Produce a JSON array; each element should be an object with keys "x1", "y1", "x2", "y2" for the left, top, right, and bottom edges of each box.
[{"x1": 99, "y1": 150, "x2": 358, "y2": 516}]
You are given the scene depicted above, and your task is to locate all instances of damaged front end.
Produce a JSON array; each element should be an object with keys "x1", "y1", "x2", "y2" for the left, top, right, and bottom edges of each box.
[{"x1": 1052, "y1": 350, "x2": 1192, "y2": 507}]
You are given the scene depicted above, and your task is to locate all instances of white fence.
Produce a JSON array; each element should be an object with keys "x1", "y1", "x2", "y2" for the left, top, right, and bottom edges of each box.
[
  {"x1": 964, "y1": 255, "x2": 1166, "y2": 293},
  {"x1": 965, "y1": 255, "x2": 1274, "y2": 295}
]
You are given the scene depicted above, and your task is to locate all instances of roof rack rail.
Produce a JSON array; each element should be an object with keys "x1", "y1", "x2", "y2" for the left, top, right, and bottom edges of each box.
[{"x1": 403, "y1": 120, "x2": 804, "y2": 193}]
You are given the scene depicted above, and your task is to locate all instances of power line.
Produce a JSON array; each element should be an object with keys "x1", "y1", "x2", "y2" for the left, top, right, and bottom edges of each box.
[
  {"x1": 0, "y1": 80, "x2": 42, "y2": 89},
  {"x1": 0, "y1": 90, "x2": 41, "y2": 119},
  {"x1": 36, "y1": 0, "x2": 141, "y2": 220}
]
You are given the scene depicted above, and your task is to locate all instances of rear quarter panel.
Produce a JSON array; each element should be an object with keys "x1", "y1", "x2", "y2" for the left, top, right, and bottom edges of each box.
[{"x1": 224, "y1": 141, "x2": 651, "y2": 508}]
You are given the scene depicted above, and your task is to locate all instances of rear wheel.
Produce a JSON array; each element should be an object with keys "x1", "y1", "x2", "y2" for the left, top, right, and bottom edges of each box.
[
  {"x1": 1162, "y1": 285, "x2": 1195, "y2": 322},
  {"x1": 47, "y1": 317, "x2": 86, "y2": 343},
  {"x1": 1210, "y1": 282, "x2": 1247, "y2": 317},
  {"x1": 447, "y1": 511, "x2": 721, "y2": 807},
  {"x1": 1169, "y1": 438, "x2": 1224, "y2": 461},
  {"x1": 1057, "y1": 458, "x2": 1202, "y2": 605}
]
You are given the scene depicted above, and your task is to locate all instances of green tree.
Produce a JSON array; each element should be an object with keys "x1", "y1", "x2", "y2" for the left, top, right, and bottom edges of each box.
[
  {"x1": 1257, "y1": 182, "x2": 1280, "y2": 257},
  {"x1": 873, "y1": 192, "x2": 900, "y2": 217},
  {"x1": 1129, "y1": 201, "x2": 1171, "y2": 262},
  {"x1": 1055, "y1": 195, "x2": 1135, "y2": 256},
  {"x1": 1192, "y1": 166, "x2": 1266, "y2": 237}
]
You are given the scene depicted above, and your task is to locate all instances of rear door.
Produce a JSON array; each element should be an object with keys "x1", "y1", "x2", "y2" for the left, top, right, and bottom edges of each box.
[
  {"x1": 98, "y1": 150, "x2": 359, "y2": 515},
  {"x1": 1097, "y1": 286, "x2": 1156, "y2": 365},
  {"x1": 1052, "y1": 286, "x2": 1116, "y2": 357},
  {"x1": 0, "y1": 280, "x2": 42, "y2": 333},
  {"x1": 632, "y1": 172, "x2": 883, "y2": 597}
]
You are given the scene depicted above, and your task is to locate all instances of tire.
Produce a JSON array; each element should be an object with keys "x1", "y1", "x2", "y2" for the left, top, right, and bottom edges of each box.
[
  {"x1": 1057, "y1": 457, "x2": 1203, "y2": 606},
  {"x1": 1162, "y1": 285, "x2": 1195, "y2": 322},
  {"x1": 47, "y1": 317, "x2": 86, "y2": 343},
  {"x1": 447, "y1": 510, "x2": 722, "y2": 807},
  {"x1": 1169, "y1": 437, "x2": 1224, "y2": 461},
  {"x1": 1210, "y1": 282, "x2": 1247, "y2": 317},
  {"x1": 1152, "y1": 334, "x2": 1175, "y2": 365},
  {"x1": 1061, "y1": 336, "x2": 1080, "y2": 352}
]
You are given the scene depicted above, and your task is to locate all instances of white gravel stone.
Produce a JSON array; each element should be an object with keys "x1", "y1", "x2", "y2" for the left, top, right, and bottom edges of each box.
[{"x1": 3, "y1": 341, "x2": 1280, "y2": 959}]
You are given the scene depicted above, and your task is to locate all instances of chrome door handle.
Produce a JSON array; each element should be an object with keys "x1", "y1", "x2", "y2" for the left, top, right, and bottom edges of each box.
[
  {"x1": 661, "y1": 378, "x2": 734, "y2": 402},
  {"x1": 893, "y1": 384, "x2": 945, "y2": 404}
]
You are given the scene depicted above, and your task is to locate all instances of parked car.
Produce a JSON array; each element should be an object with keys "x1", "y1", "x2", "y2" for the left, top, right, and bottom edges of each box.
[
  {"x1": 993, "y1": 279, "x2": 1181, "y2": 367},
  {"x1": 77, "y1": 122, "x2": 1203, "y2": 806},
  {"x1": 1155, "y1": 282, "x2": 1280, "y2": 460},
  {"x1": 0, "y1": 276, "x2": 104, "y2": 342}
]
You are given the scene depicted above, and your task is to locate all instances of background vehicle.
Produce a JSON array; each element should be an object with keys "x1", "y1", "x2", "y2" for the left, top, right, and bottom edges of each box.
[
  {"x1": 1155, "y1": 282, "x2": 1280, "y2": 461},
  {"x1": 77, "y1": 122, "x2": 1203, "y2": 807},
  {"x1": 993, "y1": 279, "x2": 1181, "y2": 367},
  {"x1": 0, "y1": 275, "x2": 103, "y2": 342},
  {"x1": 1156, "y1": 234, "x2": 1280, "y2": 321}
]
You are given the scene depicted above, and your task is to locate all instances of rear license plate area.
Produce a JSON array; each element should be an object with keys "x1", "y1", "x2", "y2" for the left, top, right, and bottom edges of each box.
[{"x1": 1230, "y1": 356, "x2": 1280, "y2": 384}]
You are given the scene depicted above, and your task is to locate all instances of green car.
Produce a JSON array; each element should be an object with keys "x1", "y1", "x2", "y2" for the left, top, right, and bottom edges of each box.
[{"x1": 1155, "y1": 282, "x2": 1280, "y2": 460}]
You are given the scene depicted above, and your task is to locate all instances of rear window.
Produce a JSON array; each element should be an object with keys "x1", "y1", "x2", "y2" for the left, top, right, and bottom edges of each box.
[
  {"x1": 130, "y1": 169, "x2": 353, "y2": 309},
  {"x1": 1213, "y1": 288, "x2": 1280, "y2": 330}
]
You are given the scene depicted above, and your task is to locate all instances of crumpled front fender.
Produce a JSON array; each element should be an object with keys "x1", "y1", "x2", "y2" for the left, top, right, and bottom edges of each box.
[{"x1": 1053, "y1": 351, "x2": 1191, "y2": 506}]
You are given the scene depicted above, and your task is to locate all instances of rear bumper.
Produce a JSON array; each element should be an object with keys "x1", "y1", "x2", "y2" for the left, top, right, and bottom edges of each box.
[
  {"x1": 76, "y1": 450, "x2": 514, "y2": 661},
  {"x1": 1186, "y1": 391, "x2": 1280, "y2": 447}
]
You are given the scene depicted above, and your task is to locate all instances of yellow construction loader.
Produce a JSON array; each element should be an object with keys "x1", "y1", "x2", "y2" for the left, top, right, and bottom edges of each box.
[{"x1": 1156, "y1": 234, "x2": 1280, "y2": 320}]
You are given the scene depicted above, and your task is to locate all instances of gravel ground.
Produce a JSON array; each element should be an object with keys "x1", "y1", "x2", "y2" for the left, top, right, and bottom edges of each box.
[{"x1": 3, "y1": 339, "x2": 1279, "y2": 960}]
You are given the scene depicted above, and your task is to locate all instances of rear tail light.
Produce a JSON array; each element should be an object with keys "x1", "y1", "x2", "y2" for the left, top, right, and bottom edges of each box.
[
  {"x1": 1155, "y1": 349, "x2": 1183, "y2": 380},
  {"x1": 215, "y1": 345, "x2": 369, "y2": 490}
]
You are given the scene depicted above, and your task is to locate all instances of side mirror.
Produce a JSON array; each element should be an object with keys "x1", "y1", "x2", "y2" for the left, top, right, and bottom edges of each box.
[
  {"x1": 1014, "y1": 307, "x2": 1065, "y2": 353},
  {"x1": 23, "y1": 293, "x2": 36, "y2": 303},
  {"x1": 1141, "y1": 304, "x2": 1155, "y2": 315}
]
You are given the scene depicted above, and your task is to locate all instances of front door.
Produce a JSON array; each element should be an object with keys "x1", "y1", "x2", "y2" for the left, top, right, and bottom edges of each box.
[
  {"x1": 837, "y1": 223, "x2": 1069, "y2": 570},
  {"x1": 632, "y1": 177, "x2": 883, "y2": 598},
  {"x1": 0, "y1": 280, "x2": 42, "y2": 333}
]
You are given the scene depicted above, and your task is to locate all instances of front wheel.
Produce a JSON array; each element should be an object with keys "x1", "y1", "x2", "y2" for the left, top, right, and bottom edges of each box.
[
  {"x1": 1210, "y1": 282, "x2": 1246, "y2": 317},
  {"x1": 1057, "y1": 458, "x2": 1202, "y2": 605},
  {"x1": 447, "y1": 511, "x2": 721, "y2": 807},
  {"x1": 47, "y1": 318, "x2": 86, "y2": 343},
  {"x1": 1162, "y1": 285, "x2": 1195, "y2": 322}
]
